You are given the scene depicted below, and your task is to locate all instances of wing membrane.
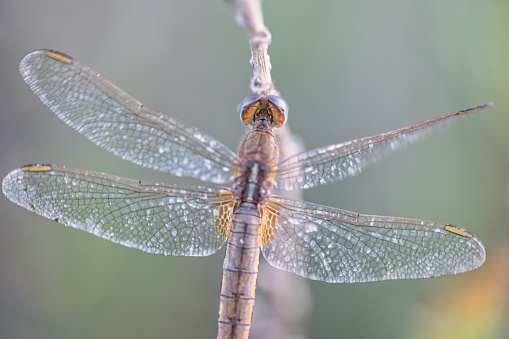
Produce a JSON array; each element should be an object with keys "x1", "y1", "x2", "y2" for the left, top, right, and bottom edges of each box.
[
  {"x1": 2, "y1": 164, "x2": 234, "y2": 256},
  {"x1": 274, "y1": 103, "x2": 492, "y2": 190},
  {"x1": 261, "y1": 196, "x2": 485, "y2": 283},
  {"x1": 19, "y1": 50, "x2": 237, "y2": 184}
]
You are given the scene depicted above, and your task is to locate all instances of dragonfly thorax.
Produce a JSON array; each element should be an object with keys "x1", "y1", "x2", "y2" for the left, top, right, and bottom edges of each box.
[{"x1": 233, "y1": 128, "x2": 279, "y2": 206}]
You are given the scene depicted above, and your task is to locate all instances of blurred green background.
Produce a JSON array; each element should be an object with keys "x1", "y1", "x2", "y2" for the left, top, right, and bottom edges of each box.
[{"x1": 0, "y1": 1, "x2": 508, "y2": 338}]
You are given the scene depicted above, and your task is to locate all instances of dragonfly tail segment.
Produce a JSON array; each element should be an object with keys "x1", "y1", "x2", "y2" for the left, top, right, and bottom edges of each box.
[{"x1": 218, "y1": 203, "x2": 262, "y2": 339}]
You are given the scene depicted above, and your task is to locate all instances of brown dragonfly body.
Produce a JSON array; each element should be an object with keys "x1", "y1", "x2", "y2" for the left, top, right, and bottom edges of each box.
[
  {"x1": 2, "y1": 50, "x2": 489, "y2": 339},
  {"x1": 219, "y1": 110, "x2": 279, "y2": 338}
]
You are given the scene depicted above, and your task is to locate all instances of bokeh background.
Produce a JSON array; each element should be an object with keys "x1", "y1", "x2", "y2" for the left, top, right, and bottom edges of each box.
[{"x1": 1, "y1": 1, "x2": 508, "y2": 338}]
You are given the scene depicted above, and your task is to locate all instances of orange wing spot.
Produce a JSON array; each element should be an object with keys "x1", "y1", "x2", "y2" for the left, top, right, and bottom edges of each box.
[
  {"x1": 211, "y1": 192, "x2": 234, "y2": 239},
  {"x1": 445, "y1": 224, "x2": 473, "y2": 238},
  {"x1": 261, "y1": 204, "x2": 281, "y2": 244},
  {"x1": 21, "y1": 164, "x2": 52, "y2": 172},
  {"x1": 44, "y1": 50, "x2": 73, "y2": 64}
]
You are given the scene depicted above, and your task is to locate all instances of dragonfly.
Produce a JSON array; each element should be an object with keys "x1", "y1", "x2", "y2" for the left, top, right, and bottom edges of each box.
[{"x1": 2, "y1": 50, "x2": 488, "y2": 339}]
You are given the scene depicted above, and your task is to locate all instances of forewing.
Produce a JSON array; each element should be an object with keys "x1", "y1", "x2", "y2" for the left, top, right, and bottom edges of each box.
[
  {"x1": 19, "y1": 50, "x2": 237, "y2": 184},
  {"x1": 2, "y1": 164, "x2": 234, "y2": 256},
  {"x1": 261, "y1": 196, "x2": 485, "y2": 283},
  {"x1": 274, "y1": 103, "x2": 492, "y2": 190}
]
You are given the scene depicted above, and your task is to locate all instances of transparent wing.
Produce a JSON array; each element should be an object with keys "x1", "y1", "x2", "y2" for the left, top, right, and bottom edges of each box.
[
  {"x1": 19, "y1": 50, "x2": 237, "y2": 184},
  {"x1": 2, "y1": 164, "x2": 235, "y2": 256},
  {"x1": 261, "y1": 196, "x2": 485, "y2": 283},
  {"x1": 274, "y1": 103, "x2": 492, "y2": 190}
]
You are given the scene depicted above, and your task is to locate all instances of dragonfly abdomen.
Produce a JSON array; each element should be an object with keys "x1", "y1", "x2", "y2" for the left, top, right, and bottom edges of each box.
[{"x1": 218, "y1": 202, "x2": 262, "y2": 339}]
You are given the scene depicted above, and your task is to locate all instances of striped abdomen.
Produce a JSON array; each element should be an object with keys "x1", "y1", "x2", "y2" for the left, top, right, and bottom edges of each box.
[{"x1": 217, "y1": 202, "x2": 262, "y2": 339}]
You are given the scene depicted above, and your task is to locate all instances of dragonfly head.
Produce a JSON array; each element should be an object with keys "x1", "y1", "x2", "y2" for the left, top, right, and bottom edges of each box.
[{"x1": 239, "y1": 94, "x2": 288, "y2": 127}]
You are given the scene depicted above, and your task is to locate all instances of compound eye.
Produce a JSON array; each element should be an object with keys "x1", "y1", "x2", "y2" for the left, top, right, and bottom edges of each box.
[
  {"x1": 239, "y1": 94, "x2": 265, "y2": 125},
  {"x1": 266, "y1": 95, "x2": 289, "y2": 127}
]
